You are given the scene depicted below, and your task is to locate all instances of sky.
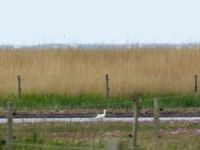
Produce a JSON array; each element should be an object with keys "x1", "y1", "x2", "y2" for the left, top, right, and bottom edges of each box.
[{"x1": 0, "y1": 0, "x2": 200, "y2": 45}]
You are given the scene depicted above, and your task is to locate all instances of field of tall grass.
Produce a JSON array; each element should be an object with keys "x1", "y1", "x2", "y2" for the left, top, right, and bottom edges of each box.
[{"x1": 0, "y1": 48, "x2": 199, "y2": 96}]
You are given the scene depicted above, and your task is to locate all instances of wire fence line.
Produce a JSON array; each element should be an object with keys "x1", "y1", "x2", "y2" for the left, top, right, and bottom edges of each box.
[
  {"x1": 1, "y1": 101, "x2": 135, "y2": 150},
  {"x1": 1, "y1": 94, "x2": 200, "y2": 150},
  {"x1": 12, "y1": 74, "x2": 200, "y2": 100},
  {"x1": 0, "y1": 94, "x2": 198, "y2": 119},
  {"x1": 0, "y1": 94, "x2": 195, "y2": 121}
]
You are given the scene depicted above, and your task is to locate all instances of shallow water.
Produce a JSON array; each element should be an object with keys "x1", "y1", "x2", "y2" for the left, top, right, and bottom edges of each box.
[{"x1": 1, "y1": 117, "x2": 200, "y2": 124}]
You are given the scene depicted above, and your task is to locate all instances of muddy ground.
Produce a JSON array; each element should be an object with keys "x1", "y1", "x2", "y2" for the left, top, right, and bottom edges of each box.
[{"x1": 0, "y1": 108, "x2": 200, "y2": 118}]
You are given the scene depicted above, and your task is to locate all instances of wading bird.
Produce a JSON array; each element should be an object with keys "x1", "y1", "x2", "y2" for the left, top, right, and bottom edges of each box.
[{"x1": 94, "y1": 109, "x2": 106, "y2": 120}]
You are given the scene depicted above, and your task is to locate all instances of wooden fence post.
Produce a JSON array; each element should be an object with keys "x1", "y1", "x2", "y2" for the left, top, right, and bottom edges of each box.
[
  {"x1": 17, "y1": 75, "x2": 21, "y2": 99},
  {"x1": 105, "y1": 74, "x2": 110, "y2": 99},
  {"x1": 153, "y1": 97, "x2": 160, "y2": 150},
  {"x1": 7, "y1": 102, "x2": 13, "y2": 150},
  {"x1": 132, "y1": 97, "x2": 139, "y2": 150},
  {"x1": 194, "y1": 75, "x2": 198, "y2": 95}
]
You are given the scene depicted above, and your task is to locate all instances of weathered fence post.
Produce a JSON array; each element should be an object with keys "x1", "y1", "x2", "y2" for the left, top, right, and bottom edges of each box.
[
  {"x1": 105, "y1": 74, "x2": 110, "y2": 99},
  {"x1": 132, "y1": 97, "x2": 139, "y2": 150},
  {"x1": 7, "y1": 102, "x2": 13, "y2": 150},
  {"x1": 153, "y1": 97, "x2": 160, "y2": 150},
  {"x1": 194, "y1": 75, "x2": 198, "y2": 95},
  {"x1": 17, "y1": 75, "x2": 21, "y2": 99}
]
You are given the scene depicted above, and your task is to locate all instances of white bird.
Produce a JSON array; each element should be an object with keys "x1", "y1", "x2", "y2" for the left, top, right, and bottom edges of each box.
[{"x1": 94, "y1": 109, "x2": 106, "y2": 120}]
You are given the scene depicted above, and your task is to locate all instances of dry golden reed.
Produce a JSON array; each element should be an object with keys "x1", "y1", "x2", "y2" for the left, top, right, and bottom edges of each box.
[{"x1": 0, "y1": 48, "x2": 199, "y2": 96}]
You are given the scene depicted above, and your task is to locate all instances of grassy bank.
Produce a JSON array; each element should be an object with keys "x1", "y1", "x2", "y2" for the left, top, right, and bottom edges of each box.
[
  {"x1": 0, "y1": 94, "x2": 200, "y2": 109},
  {"x1": 0, "y1": 48, "x2": 200, "y2": 96}
]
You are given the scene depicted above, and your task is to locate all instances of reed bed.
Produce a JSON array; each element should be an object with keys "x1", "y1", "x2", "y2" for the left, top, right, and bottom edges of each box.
[{"x1": 0, "y1": 48, "x2": 199, "y2": 96}]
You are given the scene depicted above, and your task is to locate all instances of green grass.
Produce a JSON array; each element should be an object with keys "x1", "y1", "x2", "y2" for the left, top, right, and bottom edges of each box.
[
  {"x1": 141, "y1": 94, "x2": 200, "y2": 108},
  {"x1": 0, "y1": 93, "x2": 200, "y2": 109},
  {"x1": 0, "y1": 94, "x2": 131, "y2": 109}
]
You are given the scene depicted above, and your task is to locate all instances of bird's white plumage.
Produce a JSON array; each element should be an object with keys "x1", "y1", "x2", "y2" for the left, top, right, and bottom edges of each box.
[{"x1": 94, "y1": 109, "x2": 106, "y2": 120}]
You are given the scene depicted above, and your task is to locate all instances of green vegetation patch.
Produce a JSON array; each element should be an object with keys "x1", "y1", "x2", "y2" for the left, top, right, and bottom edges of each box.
[{"x1": 0, "y1": 93, "x2": 199, "y2": 109}]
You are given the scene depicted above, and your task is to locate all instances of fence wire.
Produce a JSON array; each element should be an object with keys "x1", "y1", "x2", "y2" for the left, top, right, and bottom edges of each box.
[{"x1": 1, "y1": 94, "x2": 200, "y2": 150}]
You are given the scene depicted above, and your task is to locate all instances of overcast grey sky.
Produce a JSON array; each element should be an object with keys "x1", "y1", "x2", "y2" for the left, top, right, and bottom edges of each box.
[{"x1": 0, "y1": 0, "x2": 200, "y2": 45}]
